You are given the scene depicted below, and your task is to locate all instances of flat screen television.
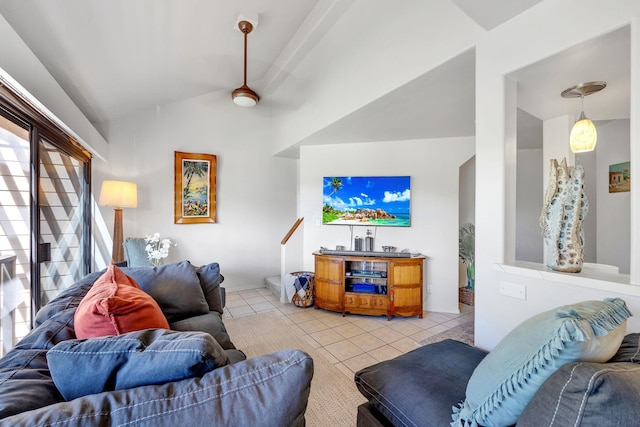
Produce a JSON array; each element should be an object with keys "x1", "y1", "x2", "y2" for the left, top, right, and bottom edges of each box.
[{"x1": 322, "y1": 176, "x2": 411, "y2": 227}]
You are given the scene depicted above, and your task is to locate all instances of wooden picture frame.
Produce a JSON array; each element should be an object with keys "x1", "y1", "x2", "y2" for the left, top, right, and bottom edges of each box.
[
  {"x1": 609, "y1": 161, "x2": 630, "y2": 193},
  {"x1": 174, "y1": 151, "x2": 216, "y2": 224}
]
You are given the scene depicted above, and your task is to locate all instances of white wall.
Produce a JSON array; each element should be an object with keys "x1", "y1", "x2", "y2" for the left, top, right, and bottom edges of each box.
[
  {"x1": 596, "y1": 119, "x2": 631, "y2": 273},
  {"x1": 459, "y1": 156, "x2": 476, "y2": 226},
  {"x1": 0, "y1": 14, "x2": 107, "y2": 158},
  {"x1": 459, "y1": 156, "x2": 475, "y2": 287},
  {"x1": 515, "y1": 148, "x2": 543, "y2": 263},
  {"x1": 271, "y1": 0, "x2": 483, "y2": 154},
  {"x1": 575, "y1": 149, "x2": 598, "y2": 264},
  {"x1": 493, "y1": 267, "x2": 640, "y2": 342},
  {"x1": 476, "y1": 0, "x2": 640, "y2": 349},
  {"x1": 95, "y1": 90, "x2": 299, "y2": 291},
  {"x1": 299, "y1": 137, "x2": 475, "y2": 313}
]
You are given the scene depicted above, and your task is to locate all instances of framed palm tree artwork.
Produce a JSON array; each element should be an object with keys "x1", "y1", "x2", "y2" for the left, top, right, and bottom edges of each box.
[{"x1": 174, "y1": 151, "x2": 216, "y2": 224}]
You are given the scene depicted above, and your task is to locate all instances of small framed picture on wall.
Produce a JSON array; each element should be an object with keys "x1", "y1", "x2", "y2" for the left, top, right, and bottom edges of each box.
[
  {"x1": 174, "y1": 151, "x2": 217, "y2": 223},
  {"x1": 609, "y1": 161, "x2": 630, "y2": 193}
]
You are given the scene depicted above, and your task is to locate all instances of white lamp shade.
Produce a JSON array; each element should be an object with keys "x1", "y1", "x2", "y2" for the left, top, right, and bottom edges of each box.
[
  {"x1": 99, "y1": 180, "x2": 138, "y2": 208},
  {"x1": 570, "y1": 117, "x2": 597, "y2": 153}
]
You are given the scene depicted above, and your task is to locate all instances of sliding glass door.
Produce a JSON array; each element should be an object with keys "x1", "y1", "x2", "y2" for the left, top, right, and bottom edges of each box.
[
  {"x1": 37, "y1": 138, "x2": 91, "y2": 307},
  {"x1": 0, "y1": 88, "x2": 91, "y2": 354},
  {"x1": 0, "y1": 113, "x2": 31, "y2": 355}
]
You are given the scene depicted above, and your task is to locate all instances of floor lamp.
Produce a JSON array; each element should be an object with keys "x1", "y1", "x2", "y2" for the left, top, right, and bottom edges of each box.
[{"x1": 99, "y1": 180, "x2": 138, "y2": 263}]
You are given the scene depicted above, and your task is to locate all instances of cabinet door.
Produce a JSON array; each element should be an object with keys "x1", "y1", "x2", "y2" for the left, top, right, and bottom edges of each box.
[
  {"x1": 390, "y1": 259, "x2": 423, "y2": 318},
  {"x1": 314, "y1": 256, "x2": 344, "y2": 312},
  {"x1": 344, "y1": 293, "x2": 357, "y2": 308},
  {"x1": 357, "y1": 294, "x2": 372, "y2": 309},
  {"x1": 371, "y1": 295, "x2": 388, "y2": 310}
]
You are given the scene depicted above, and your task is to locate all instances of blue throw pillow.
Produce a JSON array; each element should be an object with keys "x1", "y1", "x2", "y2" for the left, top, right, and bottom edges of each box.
[
  {"x1": 47, "y1": 328, "x2": 230, "y2": 400},
  {"x1": 452, "y1": 298, "x2": 632, "y2": 427}
]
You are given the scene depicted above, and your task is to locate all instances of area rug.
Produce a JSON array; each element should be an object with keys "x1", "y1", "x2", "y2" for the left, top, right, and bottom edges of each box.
[
  {"x1": 224, "y1": 311, "x2": 366, "y2": 427},
  {"x1": 418, "y1": 320, "x2": 474, "y2": 347}
]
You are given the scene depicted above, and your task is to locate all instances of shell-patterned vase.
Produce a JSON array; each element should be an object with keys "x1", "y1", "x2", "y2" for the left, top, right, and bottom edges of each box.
[{"x1": 540, "y1": 158, "x2": 589, "y2": 273}]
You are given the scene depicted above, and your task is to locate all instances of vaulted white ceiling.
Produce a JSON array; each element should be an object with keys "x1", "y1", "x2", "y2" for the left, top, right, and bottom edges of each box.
[{"x1": 0, "y1": 0, "x2": 630, "y2": 145}]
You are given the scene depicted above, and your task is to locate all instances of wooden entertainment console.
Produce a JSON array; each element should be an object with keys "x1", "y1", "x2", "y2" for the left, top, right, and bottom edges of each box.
[{"x1": 313, "y1": 252, "x2": 425, "y2": 320}]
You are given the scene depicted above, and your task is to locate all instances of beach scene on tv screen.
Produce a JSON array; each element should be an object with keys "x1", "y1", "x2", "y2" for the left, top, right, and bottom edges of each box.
[{"x1": 322, "y1": 176, "x2": 411, "y2": 226}]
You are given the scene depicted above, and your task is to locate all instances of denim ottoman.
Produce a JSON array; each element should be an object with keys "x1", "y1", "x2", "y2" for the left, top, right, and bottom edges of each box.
[{"x1": 354, "y1": 339, "x2": 488, "y2": 427}]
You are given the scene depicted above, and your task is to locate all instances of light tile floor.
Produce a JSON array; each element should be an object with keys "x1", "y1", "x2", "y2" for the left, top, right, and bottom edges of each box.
[{"x1": 224, "y1": 288, "x2": 474, "y2": 379}]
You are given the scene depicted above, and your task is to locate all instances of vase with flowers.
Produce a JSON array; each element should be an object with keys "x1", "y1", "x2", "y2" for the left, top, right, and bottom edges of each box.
[{"x1": 144, "y1": 233, "x2": 175, "y2": 267}]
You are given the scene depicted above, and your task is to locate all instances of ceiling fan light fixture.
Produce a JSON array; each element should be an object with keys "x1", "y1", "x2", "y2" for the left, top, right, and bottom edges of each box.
[
  {"x1": 232, "y1": 18, "x2": 259, "y2": 107},
  {"x1": 232, "y1": 84, "x2": 259, "y2": 107}
]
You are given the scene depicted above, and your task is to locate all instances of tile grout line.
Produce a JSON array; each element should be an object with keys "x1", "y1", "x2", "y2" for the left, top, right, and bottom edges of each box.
[{"x1": 224, "y1": 288, "x2": 474, "y2": 379}]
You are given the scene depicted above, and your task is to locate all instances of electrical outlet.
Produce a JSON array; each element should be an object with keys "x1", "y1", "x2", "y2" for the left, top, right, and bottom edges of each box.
[{"x1": 427, "y1": 286, "x2": 433, "y2": 294}]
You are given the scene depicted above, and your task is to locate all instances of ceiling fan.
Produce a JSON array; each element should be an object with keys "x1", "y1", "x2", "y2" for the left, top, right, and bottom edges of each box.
[{"x1": 232, "y1": 16, "x2": 259, "y2": 107}]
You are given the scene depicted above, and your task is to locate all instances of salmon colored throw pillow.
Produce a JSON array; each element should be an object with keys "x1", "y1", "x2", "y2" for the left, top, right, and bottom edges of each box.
[{"x1": 74, "y1": 264, "x2": 169, "y2": 339}]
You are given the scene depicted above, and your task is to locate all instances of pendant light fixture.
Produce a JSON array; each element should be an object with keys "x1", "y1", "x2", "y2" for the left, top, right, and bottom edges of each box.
[
  {"x1": 561, "y1": 81, "x2": 606, "y2": 153},
  {"x1": 232, "y1": 19, "x2": 259, "y2": 107}
]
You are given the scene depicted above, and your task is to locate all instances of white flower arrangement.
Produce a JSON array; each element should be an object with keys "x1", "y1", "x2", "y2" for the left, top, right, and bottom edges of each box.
[{"x1": 144, "y1": 233, "x2": 175, "y2": 267}]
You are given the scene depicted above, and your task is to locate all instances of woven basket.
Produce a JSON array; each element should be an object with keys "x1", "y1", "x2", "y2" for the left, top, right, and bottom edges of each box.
[
  {"x1": 290, "y1": 271, "x2": 314, "y2": 308},
  {"x1": 459, "y1": 287, "x2": 475, "y2": 306}
]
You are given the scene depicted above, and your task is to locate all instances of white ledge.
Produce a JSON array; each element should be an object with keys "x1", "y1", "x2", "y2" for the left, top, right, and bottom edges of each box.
[{"x1": 495, "y1": 261, "x2": 640, "y2": 297}]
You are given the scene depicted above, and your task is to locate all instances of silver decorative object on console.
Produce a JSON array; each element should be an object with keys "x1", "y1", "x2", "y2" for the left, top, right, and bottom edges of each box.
[
  {"x1": 354, "y1": 236, "x2": 363, "y2": 251},
  {"x1": 365, "y1": 229, "x2": 374, "y2": 251}
]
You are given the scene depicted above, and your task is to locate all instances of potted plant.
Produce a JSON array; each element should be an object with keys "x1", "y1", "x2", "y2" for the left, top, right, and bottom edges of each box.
[{"x1": 459, "y1": 223, "x2": 475, "y2": 305}]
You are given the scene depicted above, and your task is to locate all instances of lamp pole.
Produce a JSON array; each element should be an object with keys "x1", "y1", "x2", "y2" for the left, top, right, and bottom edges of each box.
[{"x1": 112, "y1": 207, "x2": 124, "y2": 263}]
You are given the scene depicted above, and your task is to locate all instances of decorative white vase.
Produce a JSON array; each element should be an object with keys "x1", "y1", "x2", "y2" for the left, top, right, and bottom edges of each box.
[{"x1": 540, "y1": 158, "x2": 589, "y2": 273}]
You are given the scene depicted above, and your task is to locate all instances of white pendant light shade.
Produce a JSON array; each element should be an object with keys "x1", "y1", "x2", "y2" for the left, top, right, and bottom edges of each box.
[
  {"x1": 561, "y1": 81, "x2": 606, "y2": 154},
  {"x1": 569, "y1": 112, "x2": 597, "y2": 153}
]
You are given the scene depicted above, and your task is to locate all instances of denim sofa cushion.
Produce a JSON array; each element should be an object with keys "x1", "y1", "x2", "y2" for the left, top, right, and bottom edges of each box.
[
  {"x1": 196, "y1": 263, "x2": 224, "y2": 314},
  {"x1": 33, "y1": 271, "x2": 102, "y2": 327},
  {"x1": 355, "y1": 339, "x2": 488, "y2": 427},
  {"x1": 171, "y1": 311, "x2": 235, "y2": 350},
  {"x1": 608, "y1": 333, "x2": 640, "y2": 363},
  {"x1": 1, "y1": 349, "x2": 313, "y2": 427},
  {"x1": 0, "y1": 273, "x2": 108, "y2": 418},
  {"x1": 47, "y1": 328, "x2": 231, "y2": 400},
  {"x1": 517, "y1": 361, "x2": 640, "y2": 427},
  {"x1": 0, "y1": 314, "x2": 74, "y2": 418},
  {"x1": 1, "y1": 265, "x2": 240, "y2": 421},
  {"x1": 122, "y1": 261, "x2": 210, "y2": 323}
]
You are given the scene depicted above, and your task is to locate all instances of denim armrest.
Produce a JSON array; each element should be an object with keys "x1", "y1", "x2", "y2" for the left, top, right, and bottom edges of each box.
[
  {"x1": 517, "y1": 361, "x2": 640, "y2": 427},
  {"x1": 0, "y1": 349, "x2": 313, "y2": 427}
]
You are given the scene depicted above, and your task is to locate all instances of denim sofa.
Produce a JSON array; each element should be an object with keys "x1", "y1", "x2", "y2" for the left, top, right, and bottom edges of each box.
[
  {"x1": 355, "y1": 336, "x2": 640, "y2": 426},
  {"x1": 0, "y1": 262, "x2": 313, "y2": 426}
]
